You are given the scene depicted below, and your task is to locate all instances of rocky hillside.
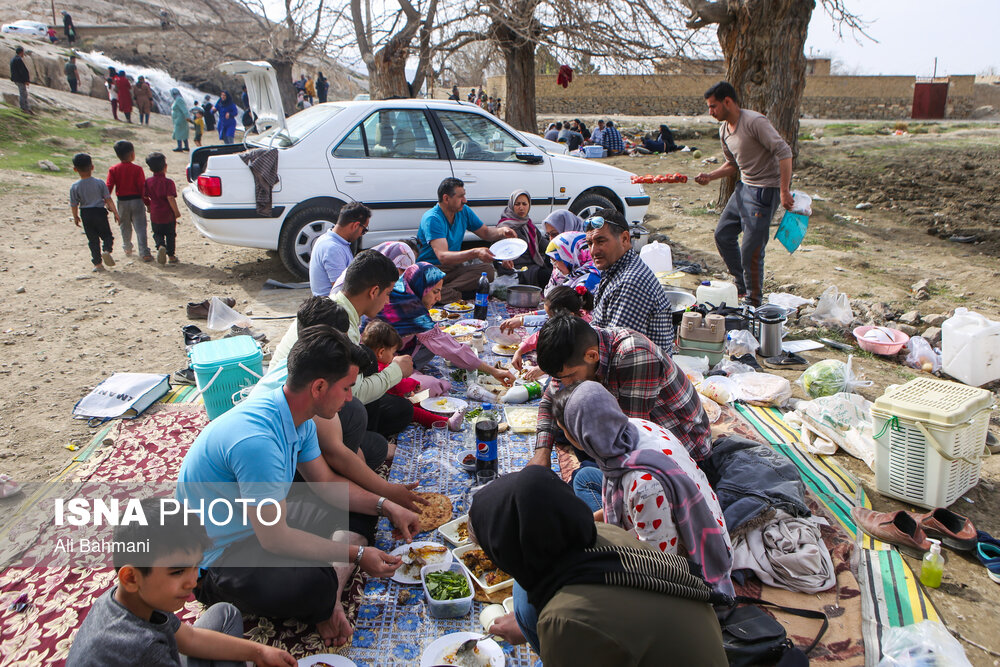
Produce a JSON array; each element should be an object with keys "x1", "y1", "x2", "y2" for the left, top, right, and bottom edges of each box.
[{"x1": 1, "y1": 0, "x2": 364, "y2": 100}]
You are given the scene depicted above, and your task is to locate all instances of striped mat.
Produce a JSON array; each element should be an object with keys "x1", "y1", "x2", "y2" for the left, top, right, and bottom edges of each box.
[{"x1": 734, "y1": 404, "x2": 940, "y2": 666}]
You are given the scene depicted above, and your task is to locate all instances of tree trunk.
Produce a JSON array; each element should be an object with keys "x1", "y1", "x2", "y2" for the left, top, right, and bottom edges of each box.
[
  {"x1": 271, "y1": 60, "x2": 298, "y2": 117},
  {"x1": 370, "y1": 39, "x2": 414, "y2": 99},
  {"x1": 495, "y1": 25, "x2": 536, "y2": 131},
  {"x1": 715, "y1": 0, "x2": 813, "y2": 206}
]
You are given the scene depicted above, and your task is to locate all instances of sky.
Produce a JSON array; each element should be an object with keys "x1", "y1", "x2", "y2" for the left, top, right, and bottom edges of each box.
[{"x1": 805, "y1": 0, "x2": 1000, "y2": 76}]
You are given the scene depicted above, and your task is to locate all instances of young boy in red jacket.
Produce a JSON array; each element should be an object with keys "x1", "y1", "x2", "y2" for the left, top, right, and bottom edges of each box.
[{"x1": 106, "y1": 140, "x2": 151, "y2": 261}]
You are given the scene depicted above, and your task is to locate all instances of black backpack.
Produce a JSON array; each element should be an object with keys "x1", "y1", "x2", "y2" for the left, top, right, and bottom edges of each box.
[{"x1": 717, "y1": 596, "x2": 829, "y2": 667}]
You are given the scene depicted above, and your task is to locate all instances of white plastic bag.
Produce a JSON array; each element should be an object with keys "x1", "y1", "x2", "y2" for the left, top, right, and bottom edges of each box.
[
  {"x1": 697, "y1": 376, "x2": 737, "y2": 404},
  {"x1": 904, "y1": 336, "x2": 942, "y2": 373},
  {"x1": 711, "y1": 358, "x2": 756, "y2": 376},
  {"x1": 730, "y1": 373, "x2": 792, "y2": 407},
  {"x1": 767, "y1": 293, "x2": 815, "y2": 310},
  {"x1": 797, "y1": 356, "x2": 872, "y2": 398},
  {"x1": 206, "y1": 296, "x2": 251, "y2": 331},
  {"x1": 724, "y1": 330, "x2": 760, "y2": 357},
  {"x1": 673, "y1": 354, "x2": 710, "y2": 376},
  {"x1": 786, "y1": 392, "x2": 876, "y2": 468},
  {"x1": 809, "y1": 286, "x2": 854, "y2": 327},
  {"x1": 789, "y1": 190, "x2": 812, "y2": 216},
  {"x1": 877, "y1": 621, "x2": 971, "y2": 667}
]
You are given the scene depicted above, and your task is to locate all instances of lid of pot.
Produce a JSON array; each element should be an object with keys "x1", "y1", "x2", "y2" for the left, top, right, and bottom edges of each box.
[{"x1": 755, "y1": 305, "x2": 787, "y2": 323}]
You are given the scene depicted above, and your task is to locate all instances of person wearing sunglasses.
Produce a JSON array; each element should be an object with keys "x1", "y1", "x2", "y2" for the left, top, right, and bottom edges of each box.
[
  {"x1": 583, "y1": 208, "x2": 675, "y2": 355},
  {"x1": 308, "y1": 202, "x2": 372, "y2": 298}
]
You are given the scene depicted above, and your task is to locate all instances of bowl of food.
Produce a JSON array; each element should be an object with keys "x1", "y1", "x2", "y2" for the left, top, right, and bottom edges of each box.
[
  {"x1": 852, "y1": 325, "x2": 909, "y2": 355},
  {"x1": 438, "y1": 514, "x2": 471, "y2": 547},
  {"x1": 453, "y1": 544, "x2": 514, "y2": 594},
  {"x1": 421, "y1": 561, "x2": 474, "y2": 618},
  {"x1": 458, "y1": 450, "x2": 477, "y2": 473}
]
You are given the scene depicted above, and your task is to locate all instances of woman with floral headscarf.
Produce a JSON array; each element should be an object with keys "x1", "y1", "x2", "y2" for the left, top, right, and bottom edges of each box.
[
  {"x1": 376, "y1": 262, "x2": 515, "y2": 386},
  {"x1": 544, "y1": 231, "x2": 601, "y2": 295},
  {"x1": 497, "y1": 189, "x2": 551, "y2": 288},
  {"x1": 170, "y1": 89, "x2": 189, "y2": 152},
  {"x1": 330, "y1": 240, "x2": 416, "y2": 296}
]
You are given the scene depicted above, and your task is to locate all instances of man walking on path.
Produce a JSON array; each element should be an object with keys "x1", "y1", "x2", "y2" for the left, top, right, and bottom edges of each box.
[
  {"x1": 695, "y1": 81, "x2": 793, "y2": 307},
  {"x1": 9, "y1": 47, "x2": 31, "y2": 113}
]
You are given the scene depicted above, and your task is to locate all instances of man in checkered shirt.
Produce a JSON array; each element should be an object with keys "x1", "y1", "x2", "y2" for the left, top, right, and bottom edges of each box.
[
  {"x1": 525, "y1": 314, "x2": 711, "y2": 468},
  {"x1": 600, "y1": 121, "x2": 625, "y2": 155},
  {"x1": 585, "y1": 207, "x2": 674, "y2": 353}
]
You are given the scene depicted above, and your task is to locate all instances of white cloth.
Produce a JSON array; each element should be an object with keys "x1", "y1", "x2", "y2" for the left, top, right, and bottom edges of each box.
[{"x1": 731, "y1": 510, "x2": 835, "y2": 594}]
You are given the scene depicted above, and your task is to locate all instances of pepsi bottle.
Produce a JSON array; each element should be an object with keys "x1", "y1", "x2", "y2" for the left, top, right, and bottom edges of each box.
[
  {"x1": 474, "y1": 271, "x2": 490, "y2": 320},
  {"x1": 474, "y1": 418, "x2": 498, "y2": 474}
]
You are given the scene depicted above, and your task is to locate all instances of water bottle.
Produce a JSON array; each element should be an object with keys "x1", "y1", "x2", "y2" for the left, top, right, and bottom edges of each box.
[
  {"x1": 474, "y1": 271, "x2": 490, "y2": 320},
  {"x1": 475, "y1": 417, "x2": 498, "y2": 474},
  {"x1": 502, "y1": 382, "x2": 543, "y2": 404}
]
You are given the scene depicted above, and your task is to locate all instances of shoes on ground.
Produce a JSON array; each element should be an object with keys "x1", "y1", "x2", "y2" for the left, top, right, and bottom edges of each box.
[
  {"x1": 225, "y1": 325, "x2": 267, "y2": 343},
  {"x1": 731, "y1": 353, "x2": 762, "y2": 371},
  {"x1": 157, "y1": 246, "x2": 167, "y2": 265},
  {"x1": 101, "y1": 251, "x2": 115, "y2": 267},
  {"x1": 173, "y1": 367, "x2": 196, "y2": 385},
  {"x1": 141, "y1": 254, "x2": 154, "y2": 262},
  {"x1": 917, "y1": 508, "x2": 977, "y2": 551},
  {"x1": 186, "y1": 298, "x2": 237, "y2": 319},
  {"x1": 762, "y1": 351, "x2": 808, "y2": 369},
  {"x1": 850, "y1": 507, "x2": 931, "y2": 557},
  {"x1": 976, "y1": 531, "x2": 1000, "y2": 584},
  {"x1": 182, "y1": 324, "x2": 211, "y2": 347},
  {"x1": 93, "y1": 264, "x2": 106, "y2": 272},
  {"x1": 168, "y1": 255, "x2": 179, "y2": 264}
]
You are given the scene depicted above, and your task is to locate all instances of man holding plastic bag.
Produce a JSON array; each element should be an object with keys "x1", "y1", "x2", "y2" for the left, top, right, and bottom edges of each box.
[{"x1": 695, "y1": 81, "x2": 794, "y2": 307}]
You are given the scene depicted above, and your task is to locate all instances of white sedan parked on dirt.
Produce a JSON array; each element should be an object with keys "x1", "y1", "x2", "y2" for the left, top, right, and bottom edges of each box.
[
  {"x1": 182, "y1": 61, "x2": 650, "y2": 278},
  {"x1": 1, "y1": 20, "x2": 49, "y2": 39}
]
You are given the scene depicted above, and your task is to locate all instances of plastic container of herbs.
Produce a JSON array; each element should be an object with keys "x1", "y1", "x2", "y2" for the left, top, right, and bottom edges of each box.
[{"x1": 421, "y1": 561, "x2": 474, "y2": 618}]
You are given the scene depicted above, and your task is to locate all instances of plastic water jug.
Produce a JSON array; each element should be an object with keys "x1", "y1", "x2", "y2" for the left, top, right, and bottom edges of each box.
[
  {"x1": 639, "y1": 241, "x2": 672, "y2": 274},
  {"x1": 941, "y1": 308, "x2": 1000, "y2": 386},
  {"x1": 696, "y1": 281, "x2": 739, "y2": 308}
]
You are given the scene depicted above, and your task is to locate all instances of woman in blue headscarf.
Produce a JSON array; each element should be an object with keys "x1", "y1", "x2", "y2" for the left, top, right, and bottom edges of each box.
[
  {"x1": 215, "y1": 91, "x2": 239, "y2": 145},
  {"x1": 170, "y1": 89, "x2": 189, "y2": 152}
]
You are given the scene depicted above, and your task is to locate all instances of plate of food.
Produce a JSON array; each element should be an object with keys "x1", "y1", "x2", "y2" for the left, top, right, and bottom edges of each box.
[
  {"x1": 442, "y1": 323, "x2": 477, "y2": 337},
  {"x1": 491, "y1": 342, "x2": 519, "y2": 357},
  {"x1": 298, "y1": 654, "x2": 358, "y2": 666},
  {"x1": 489, "y1": 238, "x2": 528, "y2": 262},
  {"x1": 456, "y1": 450, "x2": 477, "y2": 473},
  {"x1": 444, "y1": 301, "x2": 475, "y2": 314},
  {"x1": 503, "y1": 406, "x2": 538, "y2": 434},
  {"x1": 420, "y1": 632, "x2": 505, "y2": 667},
  {"x1": 390, "y1": 541, "x2": 452, "y2": 584},
  {"x1": 429, "y1": 308, "x2": 447, "y2": 322},
  {"x1": 453, "y1": 544, "x2": 514, "y2": 594},
  {"x1": 438, "y1": 514, "x2": 471, "y2": 547},
  {"x1": 484, "y1": 326, "x2": 520, "y2": 347},
  {"x1": 454, "y1": 318, "x2": 487, "y2": 331},
  {"x1": 421, "y1": 396, "x2": 469, "y2": 415},
  {"x1": 414, "y1": 491, "x2": 455, "y2": 533}
]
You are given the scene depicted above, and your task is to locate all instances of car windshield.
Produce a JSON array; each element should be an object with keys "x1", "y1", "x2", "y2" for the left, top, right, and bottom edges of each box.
[{"x1": 251, "y1": 105, "x2": 344, "y2": 148}]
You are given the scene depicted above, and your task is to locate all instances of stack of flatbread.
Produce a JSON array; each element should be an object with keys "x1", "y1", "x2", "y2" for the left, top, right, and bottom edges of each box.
[{"x1": 415, "y1": 492, "x2": 453, "y2": 533}]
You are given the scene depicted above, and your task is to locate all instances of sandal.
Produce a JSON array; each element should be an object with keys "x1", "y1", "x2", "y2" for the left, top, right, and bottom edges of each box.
[{"x1": 762, "y1": 351, "x2": 808, "y2": 369}]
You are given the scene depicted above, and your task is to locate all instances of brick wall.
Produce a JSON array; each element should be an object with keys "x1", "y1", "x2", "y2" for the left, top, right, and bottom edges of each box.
[{"x1": 486, "y1": 73, "x2": 979, "y2": 120}]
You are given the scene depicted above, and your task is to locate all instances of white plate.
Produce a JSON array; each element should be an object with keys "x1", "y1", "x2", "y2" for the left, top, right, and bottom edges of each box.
[
  {"x1": 454, "y1": 318, "x2": 488, "y2": 330},
  {"x1": 438, "y1": 514, "x2": 471, "y2": 547},
  {"x1": 421, "y1": 396, "x2": 469, "y2": 415},
  {"x1": 491, "y1": 342, "x2": 518, "y2": 357},
  {"x1": 489, "y1": 238, "x2": 528, "y2": 261},
  {"x1": 484, "y1": 326, "x2": 520, "y2": 346},
  {"x1": 444, "y1": 302, "x2": 475, "y2": 314},
  {"x1": 420, "y1": 632, "x2": 505, "y2": 667},
  {"x1": 298, "y1": 655, "x2": 357, "y2": 667},
  {"x1": 390, "y1": 541, "x2": 453, "y2": 584},
  {"x1": 452, "y1": 544, "x2": 515, "y2": 594}
]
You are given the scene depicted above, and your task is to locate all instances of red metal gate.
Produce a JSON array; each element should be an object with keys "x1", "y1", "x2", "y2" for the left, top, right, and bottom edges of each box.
[{"x1": 912, "y1": 80, "x2": 949, "y2": 119}]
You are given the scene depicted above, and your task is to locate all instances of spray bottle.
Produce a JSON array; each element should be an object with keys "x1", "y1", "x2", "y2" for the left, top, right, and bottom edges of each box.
[{"x1": 920, "y1": 538, "x2": 944, "y2": 588}]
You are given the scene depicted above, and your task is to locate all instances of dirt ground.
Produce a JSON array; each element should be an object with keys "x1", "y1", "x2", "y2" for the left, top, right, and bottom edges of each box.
[{"x1": 2, "y1": 87, "x2": 999, "y2": 663}]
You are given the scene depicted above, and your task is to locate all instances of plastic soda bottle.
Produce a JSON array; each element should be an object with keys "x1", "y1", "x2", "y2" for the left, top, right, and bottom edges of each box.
[{"x1": 474, "y1": 272, "x2": 490, "y2": 320}]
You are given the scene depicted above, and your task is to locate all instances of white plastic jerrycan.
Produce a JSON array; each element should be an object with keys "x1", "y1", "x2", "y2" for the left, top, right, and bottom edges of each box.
[
  {"x1": 639, "y1": 241, "x2": 673, "y2": 274},
  {"x1": 696, "y1": 280, "x2": 739, "y2": 308},
  {"x1": 941, "y1": 308, "x2": 1000, "y2": 386}
]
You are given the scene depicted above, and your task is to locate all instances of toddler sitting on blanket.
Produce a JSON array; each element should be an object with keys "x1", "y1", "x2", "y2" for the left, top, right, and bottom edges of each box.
[{"x1": 361, "y1": 320, "x2": 450, "y2": 429}]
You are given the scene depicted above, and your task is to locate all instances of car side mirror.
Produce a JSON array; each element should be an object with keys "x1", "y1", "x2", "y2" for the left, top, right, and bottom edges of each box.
[{"x1": 514, "y1": 148, "x2": 544, "y2": 165}]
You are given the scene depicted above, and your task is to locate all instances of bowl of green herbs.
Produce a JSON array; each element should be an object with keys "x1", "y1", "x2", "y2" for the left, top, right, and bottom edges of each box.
[{"x1": 422, "y1": 561, "x2": 474, "y2": 618}]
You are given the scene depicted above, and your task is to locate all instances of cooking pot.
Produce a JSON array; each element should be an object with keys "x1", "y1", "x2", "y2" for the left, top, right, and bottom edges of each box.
[
  {"x1": 506, "y1": 285, "x2": 542, "y2": 308},
  {"x1": 662, "y1": 287, "x2": 697, "y2": 327}
]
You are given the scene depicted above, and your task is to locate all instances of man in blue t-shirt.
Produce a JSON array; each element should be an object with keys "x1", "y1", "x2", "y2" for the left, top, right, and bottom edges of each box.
[
  {"x1": 176, "y1": 325, "x2": 419, "y2": 648},
  {"x1": 417, "y1": 177, "x2": 516, "y2": 303}
]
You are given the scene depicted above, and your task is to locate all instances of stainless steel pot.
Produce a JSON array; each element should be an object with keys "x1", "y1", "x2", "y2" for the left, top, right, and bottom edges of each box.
[
  {"x1": 662, "y1": 287, "x2": 697, "y2": 327},
  {"x1": 506, "y1": 285, "x2": 542, "y2": 308}
]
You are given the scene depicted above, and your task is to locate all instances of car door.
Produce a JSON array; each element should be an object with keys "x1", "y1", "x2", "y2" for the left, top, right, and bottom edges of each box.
[
  {"x1": 327, "y1": 107, "x2": 452, "y2": 247},
  {"x1": 432, "y1": 109, "x2": 554, "y2": 227}
]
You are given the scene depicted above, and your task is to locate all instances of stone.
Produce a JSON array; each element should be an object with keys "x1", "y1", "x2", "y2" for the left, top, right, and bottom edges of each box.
[
  {"x1": 75, "y1": 120, "x2": 93, "y2": 128},
  {"x1": 911, "y1": 278, "x2": 930, "y2": 293},
  {"x1": 14, "y1": 286, "x2": 25, "y2": 294},
  {"x1": 898, "y1": 310, "x2": 921, "y2": 326},
  {"x1": 915, "y1": 289, "x2": 930, "y2": 301},
  {"x1": 896, "y1": 323, "x2": 919, "y2": 337},
  {"x1": 923, "y1": 313, "x2": 948, "y2": 327},
  {"x1": 855, "y1": 202, "x2": 873, "y2": 210},
  {"x1": 37, "y1": 160, "x2": 60, "y2": 172},
  {"x1": 922, "y1": 326, "x2": 942, "y2": 345}
]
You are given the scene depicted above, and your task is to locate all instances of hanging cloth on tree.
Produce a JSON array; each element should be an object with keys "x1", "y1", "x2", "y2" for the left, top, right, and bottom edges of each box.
[{"x1": 557, "y1": 64, "x2": 574, "y2": 88}]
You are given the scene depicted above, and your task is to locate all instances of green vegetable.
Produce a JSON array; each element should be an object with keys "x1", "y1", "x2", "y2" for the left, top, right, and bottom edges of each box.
[
  {"x1": 450, "y1": 369, "x2": 466, "y2": 382},
  {"x1": 425, "y1": 570, "x2": 471, "y2": 600},
  {"x1": 464, "y1": 406, "x2": 483, "y2": 422},
  {"x1": 800, "y1": 359, "x2": 848, "y2": 398}
]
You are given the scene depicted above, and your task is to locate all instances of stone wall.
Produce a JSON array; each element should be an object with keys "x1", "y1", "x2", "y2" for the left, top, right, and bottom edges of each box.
[{"x1": 487, "y1": 73, "x2": 980, "y2": 120}]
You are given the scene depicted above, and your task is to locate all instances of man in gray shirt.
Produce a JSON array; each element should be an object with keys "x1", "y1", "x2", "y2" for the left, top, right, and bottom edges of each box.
[{"x1": 695, "y1": 81, "x2": 793, "y2": 307}]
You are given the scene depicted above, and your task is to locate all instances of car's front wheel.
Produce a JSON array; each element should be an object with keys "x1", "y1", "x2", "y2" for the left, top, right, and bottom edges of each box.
[
  {"x1": 278, "y1": 205, "x2": 342, "y2": 279},
  {"x1": 570, "y1": 192, "x2": 616, "y2": 220}
]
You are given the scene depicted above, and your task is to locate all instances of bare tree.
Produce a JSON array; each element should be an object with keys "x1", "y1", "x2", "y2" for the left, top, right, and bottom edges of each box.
[
  {"x1": 680, "y1": 0, "x2": 867, "y2": 203},
  {"x1": 137, "y1": 0, "x2": 335, "y2": 115}
]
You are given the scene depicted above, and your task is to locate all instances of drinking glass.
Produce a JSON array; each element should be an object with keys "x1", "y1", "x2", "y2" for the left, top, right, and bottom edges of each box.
[{"x1": 432, "y1": 421, "x2": 449, "y2": 448}]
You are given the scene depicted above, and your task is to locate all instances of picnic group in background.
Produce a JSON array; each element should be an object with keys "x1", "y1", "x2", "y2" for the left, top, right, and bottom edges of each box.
[{"x1": 59, "y1": 80, "x2": 812, "y2": 665}]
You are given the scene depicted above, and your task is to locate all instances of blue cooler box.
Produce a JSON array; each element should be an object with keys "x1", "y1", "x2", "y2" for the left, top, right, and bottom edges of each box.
[{"x1": 190, "y1": 337, "x2": 264, "y2": 420}]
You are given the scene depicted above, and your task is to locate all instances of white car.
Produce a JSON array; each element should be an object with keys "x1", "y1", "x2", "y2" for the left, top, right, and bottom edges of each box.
[
  {"x1": 2, "y1": 20, "x2": 48, "y2": 39},
  {"x1": 182, "y1": 61, "x2": 649, "y2": 278}
]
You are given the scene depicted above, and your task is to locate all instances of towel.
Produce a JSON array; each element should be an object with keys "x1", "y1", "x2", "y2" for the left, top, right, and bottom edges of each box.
[{"x1": 239, "y1": 148, "x2": 279, "y2": 216}]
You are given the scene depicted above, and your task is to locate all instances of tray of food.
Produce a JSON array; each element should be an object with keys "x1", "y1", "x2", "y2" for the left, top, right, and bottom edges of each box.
[
  {"x1": 452, "y1": 544, "x2": 514, "y2": 594},
  {"x1": 438, "y1": 514, "x2": 471, "y2": 547},
  {"x1": 503, "y1": 405, "x2": 538, "y2": 434}
]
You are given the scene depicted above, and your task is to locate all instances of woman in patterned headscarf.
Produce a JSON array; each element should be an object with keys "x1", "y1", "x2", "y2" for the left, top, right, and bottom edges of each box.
[
  {"x1": 544, "y1": 231, "x2": 600, "y2": 295},
  {"x1": 497, "y1": 189, "x2": 550, "y2": 288}
]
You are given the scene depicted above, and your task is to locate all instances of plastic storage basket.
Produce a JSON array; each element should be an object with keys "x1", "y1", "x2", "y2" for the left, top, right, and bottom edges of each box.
[
  {"x1": 190, "y1": 337, "x2": 264, "y2": 420},
  {"x1": 872, "y1": 378, "x2": 993, "y2": 509}
]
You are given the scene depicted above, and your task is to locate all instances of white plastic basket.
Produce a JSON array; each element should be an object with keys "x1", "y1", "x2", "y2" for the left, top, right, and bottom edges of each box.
[{"x1": 872, "y1": 378, "x2": 993, "y2": 509}]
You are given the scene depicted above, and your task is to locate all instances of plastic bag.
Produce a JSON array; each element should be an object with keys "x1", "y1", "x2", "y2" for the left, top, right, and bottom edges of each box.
[
  {"x1": 904, "y1": 336, "x2": 942, "y2": 373},
  {"x1": 491, "y1": 273, "x2": 519, "y2": 298},
  {"x1": 711, "y1": 358, "x2": 756, "y2": 376},
  {"x1": 789, "y1": 190, "x2": 812, "y2": 216},
  {"x1": 796, "y1": 356, "x2": 871, "y2": 398},
  {"x1": 724, "y1": 329, "x2": 760, "y2": 357},
  {"x1": 809, "y1": 286, "x2": 854, "y2": 327},
  {"x1": 673, "y1": 354, "x2": 710, "y2": 376},
  {"x1": 206, "y1": 296, "x2": 251, "y2": 331},
  {"x1": 786, "y1": 392, "x2": 876, "y2": 468},
  {"x1": 775, "y1": 211, "x2": 809, "y2": 254},
  {"x1": 877, "y1": 621, "x2": 971, "y2": 667},
  {"x1": 697, "y1": 376, "x2": 736, "y2": 404},
  {"x1": 767, "y1": 293, "x2": 815, "y2": 310},
  {"x1": 730, "y1": 372, "x2": 792, "y2": 407}
]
